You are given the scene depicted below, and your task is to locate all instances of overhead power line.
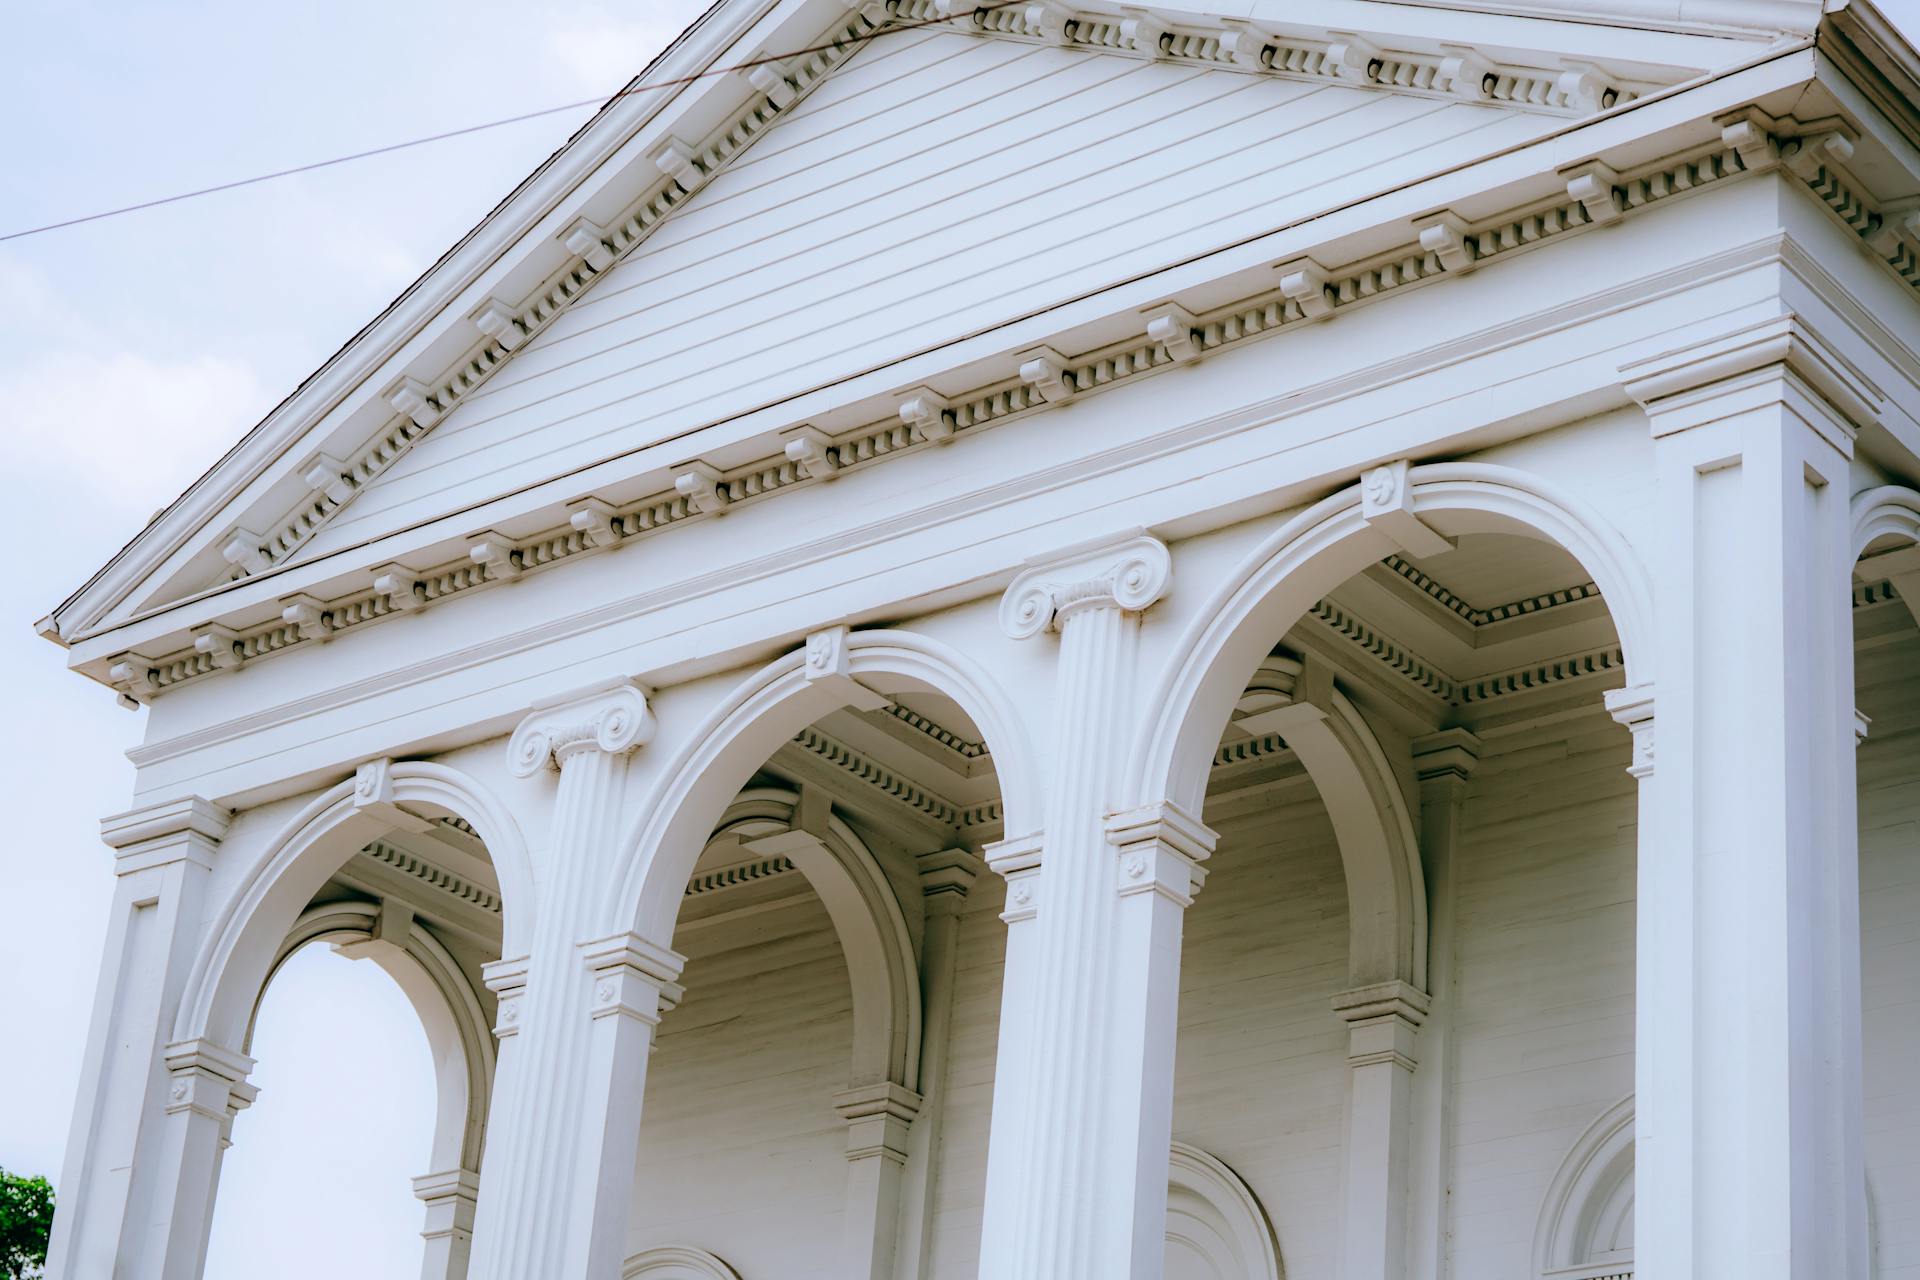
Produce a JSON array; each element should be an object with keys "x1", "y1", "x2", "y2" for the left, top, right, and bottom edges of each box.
[{"x1": 0, "y1": 2, "x2": 1017, "y2": 244}]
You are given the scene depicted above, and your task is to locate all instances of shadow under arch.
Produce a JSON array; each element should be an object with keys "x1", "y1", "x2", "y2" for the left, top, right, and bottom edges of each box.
[
  {"x1": 709, "y1": 786, "x2": 922, "y2": 1091},
  {"x1": 258, "y1": 901, "x2": 495, "y2": 1176},
  {"x1": 174, "y1": 759, "x2": 534, "y2": 1053},
  {"x1": 1129, "y1": 461, "x2": 1655, "y2": 824},
  {"x1": 1240, "y1": 655, "x2": 1427, "y2": 990},
  {"x1": 609, "y1": 628, "x2": 1040, "y2": 945}
]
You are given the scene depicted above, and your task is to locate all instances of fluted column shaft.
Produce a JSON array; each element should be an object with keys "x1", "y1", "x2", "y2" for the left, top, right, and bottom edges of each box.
[
  {"x1": 979, "y1": 535, "x2": 1205, "y2": 1279},
  {"x1": 469, "y1": 681, "x2": 663, "y2": 1280}
]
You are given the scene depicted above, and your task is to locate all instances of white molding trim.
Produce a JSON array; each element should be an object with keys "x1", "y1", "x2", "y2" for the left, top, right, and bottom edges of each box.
[
  {"x1": 621, "y1": 1245, "x2": 743, "y2": 1280},
  {"x1": 1533, "y1": 1095, "x2": 1636, "y2": 1279},
  {"x1": 97, "y1": 119, "x2": 1791, "y2": 697},
  {"x1": 1165, "y1": 1141, "x2": 1284, "y2": 1280}
]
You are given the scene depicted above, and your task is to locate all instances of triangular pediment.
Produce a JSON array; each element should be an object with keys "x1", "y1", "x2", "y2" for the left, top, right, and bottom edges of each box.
[{"x1": 47, "y1": 0, "x2": 1768, "y2": 672}]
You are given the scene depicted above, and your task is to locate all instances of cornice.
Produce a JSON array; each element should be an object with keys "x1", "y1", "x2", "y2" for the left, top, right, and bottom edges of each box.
[
  {"x1": 98, "y1": 115, "x2": 1793, "y2": 703},
  {"x1": 909, "y1": 0, "x2": 1678, "y2": 115},
  {"x1": 352, "y1": 839, "x2": 504, "y2": 917}
]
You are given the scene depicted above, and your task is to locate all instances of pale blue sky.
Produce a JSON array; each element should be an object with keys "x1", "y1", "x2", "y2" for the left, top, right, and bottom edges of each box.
[
  {"x1": 7, "y1": 2, "x2": 1920, "y2": 1277},
  {"x1": 0, "y1": 3, "x2": 705, "y2": 1274}
]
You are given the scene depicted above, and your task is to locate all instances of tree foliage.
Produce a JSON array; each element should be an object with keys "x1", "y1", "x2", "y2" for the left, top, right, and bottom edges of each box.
[{"x1": 0, "y1": 1169, "x2": 53, "y2": 1280}]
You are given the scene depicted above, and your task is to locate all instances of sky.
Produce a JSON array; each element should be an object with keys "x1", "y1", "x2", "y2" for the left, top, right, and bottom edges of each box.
[
  {"x1": 0, "y1": 2, "x2": 707, "y2": 1275},
  {"x1": 9, "y1": 2, "x2": 1920, "y2": 1277}
]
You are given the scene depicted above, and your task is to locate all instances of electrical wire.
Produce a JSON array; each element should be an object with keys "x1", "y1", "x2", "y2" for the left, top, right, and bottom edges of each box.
[{"x1": 0, "y1": 2, "x2": 1017, "y2": 244}]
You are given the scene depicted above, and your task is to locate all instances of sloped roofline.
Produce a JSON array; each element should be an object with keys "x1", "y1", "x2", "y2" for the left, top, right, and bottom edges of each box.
[
  {"x1": 41, "y1": 0, "x2": 759, "y2": 637},
  {"x1": 44, "y1": 0, "x2": 1905, "y2": 647}
]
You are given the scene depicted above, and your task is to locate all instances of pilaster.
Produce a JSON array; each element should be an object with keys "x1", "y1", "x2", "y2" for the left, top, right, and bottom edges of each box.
[
  {"x1": 45, "y1": 796, "x2": 231, "y2": 1280},
  {"x1": 1405, "y1": 728, "x2": 1480, "y2": 1280},
  {"x1": 835, "y1": 1080, "x2": 924, "y2": 1280},
  {"x1": 468, "y1": 680, "x2": 658, "y2": 1280},
  {"x1": 1620, "y1": 313, "x2": 1870, "y2": 1280},
  {"x1": 892, "y1": 847, "x2": 983, "y2": 1280},
  {"x1": 413, "y1": 1168, "x2": 482, "y2": 1280},
  {"x1": 146, "y1": 1038, "x2": 256, "y2": 1280},
  {"x1": 1331, "y1": 981, "x2": 1429, "y2": 1280},
  {"x1": 978, "y1": 533, "x2": 1189, "y2": 1280}
]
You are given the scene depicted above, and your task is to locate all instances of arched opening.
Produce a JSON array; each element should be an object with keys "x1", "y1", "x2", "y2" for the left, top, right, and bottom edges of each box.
[
  {"x1": 1850, "y1": 487, "x2": 1920, "y2": 1280},
  {"x1": 610, "y1": 629, "x2": 1032, "y2": 1278},
  {"x1": 1145, "y1": 462, "x2": 1648, "y2": 1277},
  {"x1": 179, "y1": 760, "x2": 526, "y2": 1280}
]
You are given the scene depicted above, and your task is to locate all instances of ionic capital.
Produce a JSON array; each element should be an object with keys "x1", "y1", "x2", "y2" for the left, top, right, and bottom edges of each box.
[
  {"x1": 999, "y1": 533, "x2": 1171, "y2": 638},
  {"x1": 101, "y1": 795, "x2": 230, "y2": 876},
  {"x1": 1604, "y1": 684, "x2": 1655, "y2": 780},
  {"x1": 506, "y1": 679, "x2": 655, "y2": 777}
]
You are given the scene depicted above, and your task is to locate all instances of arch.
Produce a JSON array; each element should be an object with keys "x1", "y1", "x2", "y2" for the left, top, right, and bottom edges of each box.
[
  {"x1": 1129, "y1": 462, "x2": 1654, "y2": 822},
  {"x1": 1533, "y1": 1095, "x2": 1634, "y2": 1277},
  {"x1": 1240, "y1": 655, "x2": 1427, "y2": 988},
  {"x1": 1851, "y1": 484, "x2": 1920, "y2": 557},
  {"x1": 611, "y1": 628, "x2": 1039, "y2": 946},
  {"x1": 1165, "y1": 1141, "x2": 1283, "y2": 1280},
  {"x1": 255, "y1": 901, "x2": 495, "y2": 1175},
  {"x1": 622, "y1": 1246, "x2": 743, "y2": 1279},
  {"x1": 175, "y1": 759, "x2": 532, "y2": 1052},
  {"x1": 708, "y1": 787, "x2": 922, "y2": 1090}
]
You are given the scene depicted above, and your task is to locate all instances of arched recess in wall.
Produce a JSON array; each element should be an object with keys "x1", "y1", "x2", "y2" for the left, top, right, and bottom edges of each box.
[
  {"x1": 1238, "y1": 654, "x2": 1424, "y2": 988},
  {"x1": 175, "y1": 760, "x2": 532, "y2": 1052},
  {"x1": 1130, "y1": 462, "x2": 1652, "y2": 989},
  {"x1": 706, "y1": 787, "x2": 920, "y2": 1090},
  {"x1": 256, "y1": 901, "x2": 495, "y2": 1177},
  {"x1": 622, "y1": 1245, "x2": 743, "y2": 1279},
  {"x1": 1166, "y1": 1142, "x2": 1283, "y2": 1280},
  {"x1": 609, "y1": 628, "x2": 1039, "y2": 947},
  {"x1": 1532, "y1": 1095, "x2": 1634, "y2": 1279}
]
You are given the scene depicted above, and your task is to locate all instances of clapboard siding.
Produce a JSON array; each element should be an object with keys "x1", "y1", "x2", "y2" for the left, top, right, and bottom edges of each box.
[
  {"x1": 1858, "y1": 622, "x2": 1920, "y2": 1280},
  {"x1": 627, "y1": 892, "x2": 854, "y2": 1276},
  {"x1": 300, "y1": 32, "x2": 1551, "y2": 560},
  {"x1": 1448, "y1": 708, "x2": 1637, "y2": 1279}
]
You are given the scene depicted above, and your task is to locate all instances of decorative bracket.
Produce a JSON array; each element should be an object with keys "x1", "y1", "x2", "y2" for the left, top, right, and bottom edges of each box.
[
  {"x1": 1358, "y1": 459, "x2": 1453, "y2": 558},
  {"x1": 802, "y1": 625, "x2": 892, "y2": 711}
]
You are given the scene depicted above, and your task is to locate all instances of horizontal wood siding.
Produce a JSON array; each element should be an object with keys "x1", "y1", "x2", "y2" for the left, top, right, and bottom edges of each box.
[
  {"x1": 302, "y1": 32, "x2": 1548, "y2": 560},
  {"x1": 628, "y1": 891, "x2": 853, "y2": 1277},
  {"x1": 1446, "y1": 707, "x2": 1636, "y2": 1279},
  {"x1": 1858, "y1": 621, "x2": 1920, "y2": 1280}
]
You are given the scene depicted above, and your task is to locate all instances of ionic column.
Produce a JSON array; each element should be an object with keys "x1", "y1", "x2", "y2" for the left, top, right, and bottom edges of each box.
[
  {"x1": 892, "y1": 848, "x2": 984, "y2": 1279},
  {"x1": 1404, "y1": 729, "x2": 1480, "y2": 1280},
  {"x1": 413, "y1": 1169, "x2": 481, "y2": 1280},
  {"x1": 1330, "y1": 981, "x2": 1428, "y2": 1280},
  {"x1": 468, "y1": 680, "x2": 658, "y2": 1280},
  {"x1": 45, "y1": 797, "x2": 229, "y2": 1280},
  {"x1": 1621, "y1": 315, "x2": 1870, "y2": 1280},
  {"x1": 978, "y1": 534, "x2": 1202, "y2": 1279}
]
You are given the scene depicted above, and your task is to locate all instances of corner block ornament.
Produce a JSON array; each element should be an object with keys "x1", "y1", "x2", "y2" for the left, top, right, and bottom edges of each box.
[
  {"x1": 300, "y1": 453, "x2": 355, "y2": 504},
  {"x1": 385, "y1": 375, "x2": 444, "y2": 429},
  {"x1": 899, "y1": 388, "x2": 955, "y2": 444},
  {"x1": 998, "y1": 533, "x2": 1172, "y2": 639},
  {"x1": 562, "y1": 217, "x2": 616, "y2": 272},
  {"x1": 471, "y1": 297, "x2": 528, "y2": 350},
  {"x1": 353, "y1": 757, "x2": 396, "y2": 808},
  {"x1": 507, "y1": 679, "x2": 656, "y2": 776},
  {"x1": 1416, "y1": 211, "x2": 1475, "y2": 274}
]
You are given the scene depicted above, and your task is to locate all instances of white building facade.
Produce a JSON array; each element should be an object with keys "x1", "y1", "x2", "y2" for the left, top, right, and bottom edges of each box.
[{"x1": 33, "y1": 1, "x2": 1920, "y2": 1276}]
